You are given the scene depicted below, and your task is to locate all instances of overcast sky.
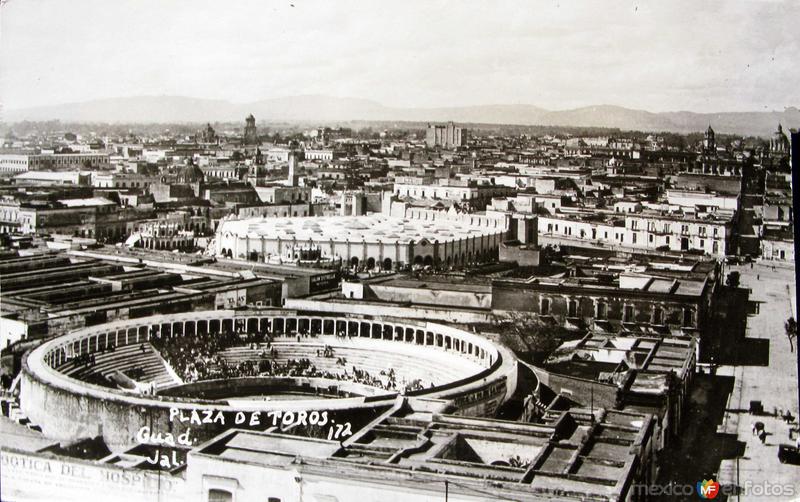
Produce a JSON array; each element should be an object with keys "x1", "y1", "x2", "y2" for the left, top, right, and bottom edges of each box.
[{"x1": 1, "y1": 0, "x2": 797, "y2": 113}]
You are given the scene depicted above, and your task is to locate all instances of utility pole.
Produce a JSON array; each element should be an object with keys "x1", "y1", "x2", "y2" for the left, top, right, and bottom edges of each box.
[
  {"x1": 736, "y1": 455, "x2": 740, "y2": 502},
  {"x1": 791, "y1": 131, "x2": 800, "y2": 432}
]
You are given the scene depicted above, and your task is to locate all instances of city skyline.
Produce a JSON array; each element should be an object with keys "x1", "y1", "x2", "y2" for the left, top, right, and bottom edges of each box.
[
  {"x1": 0, "y1": 2, "x2": 798, "y2": 500},
  {"x1": 1, "y1": 0, "x2": 799, "y2": 113}
]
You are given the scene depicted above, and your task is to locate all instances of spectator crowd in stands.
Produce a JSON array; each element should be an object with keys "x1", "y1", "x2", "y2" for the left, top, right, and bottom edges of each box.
[
  {"x1": 150, "y1": 331, "x2": 240, "y2": 383},
  {"x1": 149, "y1": 330, "x2": 430, "y2": 393}
]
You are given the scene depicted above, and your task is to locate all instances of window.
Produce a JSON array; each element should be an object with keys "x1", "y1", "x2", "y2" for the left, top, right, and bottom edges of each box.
[
  {"x1": 632, "y1": 233, "x2": 637, "y2": 244},
  {"x1": 681, "y1": 224, "x2": 689, "y2": 234},
  {"x1": 541, "y1": 298, "x2": 550, "y2": 315},
  {"x1": 624, "y1": 304, "x2": 635, "y2": 322},
  {"x1": 207, "y1": 489, "x2": 233, "y2": 502},
  {"x1": 653, "y1": 307, "x2": 663, "y2": 325},
  {"x1": 568, "y1": 299, "x2": 578, "y2": 317},
  {"x1": 682, "y1": 308, "x2": 694, "y2": 327},
  {"x1": 713, "y1": 227, "x2": 718, "y2": 237},
  {"x1": 596, "y1": 301, "x2": 607, "y2": 320}
]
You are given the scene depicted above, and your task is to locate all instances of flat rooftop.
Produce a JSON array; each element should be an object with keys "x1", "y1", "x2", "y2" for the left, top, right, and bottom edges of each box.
[
  {"x1": 0, "y1": 417, "x2": 56, "y2": 452},
  {"x1": 495, "y1": 274, "x2": 707, "y2": 299},
  {"x1": 217, "y1": 214, "x2": 502, "y2": 243},
  {"x1": 193, "y1": 405, "x2": 651, "y2": 501},
  {"x1": 360, "y1": 274, "x2": 491, "y2": 293},
  {"x1": 58, "y1": 197, "x2": 116, "y2": 207},
  {"x1": 0, "y1": 250, "x2": 282, "y2": 325},
  {"x1": 546, "y1": 334, "x2": 695, "y2": 390}
]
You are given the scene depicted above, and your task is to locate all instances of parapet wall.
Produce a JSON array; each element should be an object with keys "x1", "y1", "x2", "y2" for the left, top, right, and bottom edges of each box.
[{"x1": 21, "y1": 357, "x2": 394, "y2": 449}]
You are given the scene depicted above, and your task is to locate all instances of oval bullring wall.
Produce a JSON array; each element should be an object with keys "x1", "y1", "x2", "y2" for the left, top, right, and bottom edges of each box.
[{"x1": 21, "y1": 309, "x2": 517, "y2": 448}]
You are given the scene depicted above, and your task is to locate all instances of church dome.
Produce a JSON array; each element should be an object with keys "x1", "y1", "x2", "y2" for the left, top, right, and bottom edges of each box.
[
  {"x1": 178, "y1": 163, "x2": 205, "y2": 184},
  {"x1": 770, "y1": 124, "x2": 789, "y2": 153}
]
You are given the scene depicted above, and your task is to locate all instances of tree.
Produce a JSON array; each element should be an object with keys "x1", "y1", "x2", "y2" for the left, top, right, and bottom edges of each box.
[
  {"x1": 494, "y1": 312, "x2": 572, "y2": 364},
  {"x1": 40, "y1": 157, "x2": 54, "y2": 170},
  {"x1": 785, "y1": 317, "x2": 797, "y2": 353},
  {"x1": 726, "y1": 271, "x2": 741, "y2": 288}
]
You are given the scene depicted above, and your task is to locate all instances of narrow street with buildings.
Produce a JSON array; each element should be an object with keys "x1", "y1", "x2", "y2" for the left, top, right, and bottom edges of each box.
[{"x1": 718, "y1": 261, "x2": 799, "y2": 500}]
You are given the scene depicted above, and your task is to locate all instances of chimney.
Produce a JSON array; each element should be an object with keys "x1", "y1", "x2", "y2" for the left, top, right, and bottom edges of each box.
[{"x1": 287, "y1": 151, "x2": 298, "y2": 187}]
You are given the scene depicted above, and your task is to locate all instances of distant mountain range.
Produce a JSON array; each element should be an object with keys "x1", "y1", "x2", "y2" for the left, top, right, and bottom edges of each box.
[{"x1": 3, "y1": 95, "x2": 798, "y2": 137}]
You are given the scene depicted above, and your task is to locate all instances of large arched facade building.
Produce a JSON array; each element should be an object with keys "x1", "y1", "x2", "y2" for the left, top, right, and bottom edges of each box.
[
  {"x1": 20, "y1": 309, "x2": 517, "y2": 449},
  {"x1": 214, "y1": 214, "x2": 506, "y2": 269}
]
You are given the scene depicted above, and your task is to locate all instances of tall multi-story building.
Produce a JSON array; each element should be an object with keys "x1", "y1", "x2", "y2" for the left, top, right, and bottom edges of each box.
[
  {"x1": 536, "y1": 209, "x2": 734, "y2": 257},
  {"x1": 492, "y1": 265, "x2": 719, "y2": 335},
  {"x1": 14, "y1": 197, "x2": 138, "y2": 240},
  {"x1": 0, "y1": 152, "x2": 110, "y2": 174},
  {"x1": 425, "y1": 121, "x2": 468, "y2": 149},
  {"x1": 393, "y1": 179, "x2": 513, "y2": 203}
]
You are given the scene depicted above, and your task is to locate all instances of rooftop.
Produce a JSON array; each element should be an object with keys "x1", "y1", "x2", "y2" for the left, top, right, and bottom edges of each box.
[
  {"x1": 58, "y1": 197, "x2": 116, "y2": 207},
  {"x1": 358, "y1": 274, "x2": 491, "y2": 293},
  {"x1": 217, "y1": 214, "x2": 502, "y2": 243},
  {"x1": 14, "y1": 170, "x2": 86, "y2": 180},
  {"x1": 193, "y1": 402, "x2": 653, "y2": 501},
  {"x1": 495, "y1": 272, "x2": 707, "y2": 299},
  {"x1": 545, "y1": 334, "x2": 695, "y2": 388}
]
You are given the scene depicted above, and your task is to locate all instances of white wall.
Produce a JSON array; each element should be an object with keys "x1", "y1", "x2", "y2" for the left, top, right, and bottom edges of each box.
[{"x1": 0, "y1": 317, "x2": 27, "y2": 349}]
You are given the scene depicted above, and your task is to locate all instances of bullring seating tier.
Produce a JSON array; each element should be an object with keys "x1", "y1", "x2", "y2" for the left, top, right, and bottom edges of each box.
[
  {"x1": 53, "y1": 335, "x2": 485, "y2": 394},
  {"x1": 216, "y1": 337, "x2": 482, "y2": 388},
  {"x1": 55, "y1": 344, "x2": 179, "y2": 389},
  {"x1": 23, "y1": 309, "x2": 517, "y2": 453}
]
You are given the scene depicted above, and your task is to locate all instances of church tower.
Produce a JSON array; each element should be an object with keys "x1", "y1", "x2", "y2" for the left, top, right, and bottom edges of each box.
[
  {"x1": 770, "y1": 123, "x2": 790, "y2": 155},
  {"x1": 243, "y1": 114, "x2": 258, "y2": 145},
  {"x1": 703, "y1": 125, "x2": 716, "y2": 153},
  {"x1": 287, "y1": 150, "x2": 299, "y2": 187}
]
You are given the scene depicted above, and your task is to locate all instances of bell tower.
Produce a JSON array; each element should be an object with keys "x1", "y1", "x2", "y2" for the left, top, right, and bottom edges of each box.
[
  {"x1": 243, "y1": 114, "x2": 258, "y2": 145},
  {"x1": 703, "y1": 125, "x2": 716, "y2": 153},
  {"x1": 287, "y1": 151, "x2": 299, "y2": 187}
]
